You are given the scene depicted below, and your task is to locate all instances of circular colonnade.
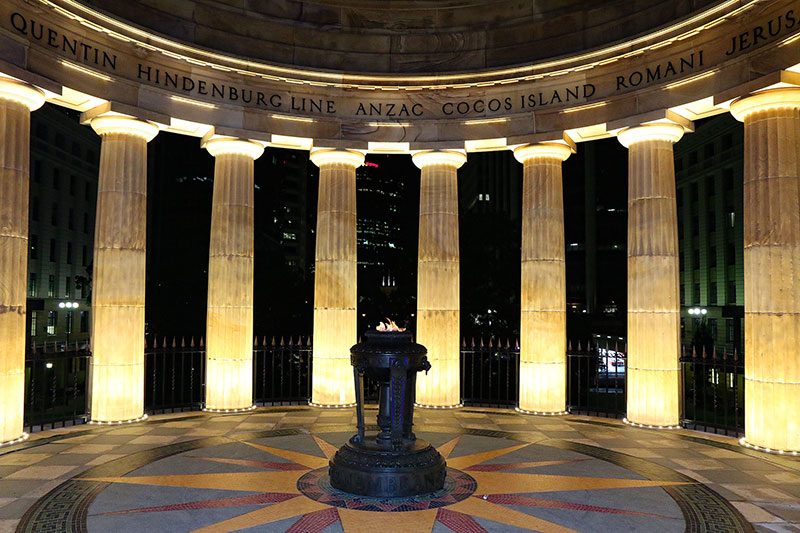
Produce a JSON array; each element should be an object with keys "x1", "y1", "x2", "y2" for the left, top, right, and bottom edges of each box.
[{"x1": 1, "y1": 0, "x2": 799, "y2": 453}]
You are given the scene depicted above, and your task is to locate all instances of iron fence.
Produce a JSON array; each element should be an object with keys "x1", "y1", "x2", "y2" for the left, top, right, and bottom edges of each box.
[
  {"x1": 24, "y1": 343, "x2": 90, "y2": 432},
  {"x1": 20, "y1": 334, "x2": 746, "y2": 439},
  {"x1": 460, "y1": 338, "x2": 519, "y2": 407},
  {"x1": 567, "y1": 340, "x2": 627, "y2": 418},
  {"x1": 680, "y1": 345, "x2": 744, "y2": 436}
]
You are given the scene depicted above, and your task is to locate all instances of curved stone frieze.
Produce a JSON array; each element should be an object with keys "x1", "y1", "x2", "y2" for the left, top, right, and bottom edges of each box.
[{"x1": 1, "y1": 0, "x2": 799, "y2": 147}]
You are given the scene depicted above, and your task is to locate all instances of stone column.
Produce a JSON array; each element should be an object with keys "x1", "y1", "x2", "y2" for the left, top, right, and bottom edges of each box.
[
  {"x1": 89, "y1": 115, "x2": 159, "y2": 423},
  {"x1": 309, "y1": 149, "x2": 364, "y2": 407},
  {"x1": 0, "y1": 78, "x2": 44, "y2": 445},
  {"x1": 513, "y1": 143, "x2": 572, "y2": 414},
  {"x1": 203, "y1": 137, "x2": 264, "y2": 411},
  {"x1": 731, "y1": 88, "x2": 800, "y2": 452},
  {"x1": 617, "y1": 123, "x2": 684, "y2": 427},
  {"x1": 412, "y1": 150, "x2": 466, "y2": 408}
]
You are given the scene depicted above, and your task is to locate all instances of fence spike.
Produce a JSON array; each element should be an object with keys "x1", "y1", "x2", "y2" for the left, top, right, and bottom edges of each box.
[
  {"x1": 181, "y1": 337, "x2": 186, "y2": 348},
  {"x1": 31, "y1": 341, "x2": 37, "y2": 354},
  {"x1": 289, "y1": 337, "x2": 294, "y2": 346},
  {"x1": 254, "y1": 336, "x2": 258, "y2": 347},
  {"x1": 488, "y1": 338, "x2": 494, "y2": 348},
  {"x1": 470, "y1": 337, "x2": 475, "y2": 348},
  {"x1": 702, "y1": 345, "x2": 707, "y2": 358},
  {"x1": 189, "y1": 336, "x2": 195, "y2": 348},
  {"x1": 462, "y1": 338, "x2": 466, "y2": 347},
  {"x1": 567, "y1": 339, "x2": 572, "y2": 351},
  {"x1": 681, "y1": 344, "x2": 685, "y2": 357},
  {"x1": 358, "y1": 336, "x2": 362, "y2": 343},
  {"x1": 712, "y1": 345, "x2": 717, "y2": 359},
  {"x1": 577, "y1": 340, "x2": 582, "y2": 352},
  {"x1": 691, "y1": 345, "x2": 697, "y2": 358},
  {"x1": 144, "y1": 336, "x2": 149, "y2": 349},
  {"x1": 263, "y1": 336, "x2": 268, "y2": 346},
  {"x1": 172, "y1": 337, "x2": 177, "y2": 348},
  {"x1": 200, "y1": 336, "x2": 205, "y2": 347},
  {"x1": 734, "y1": 347, "x2": 739, "y2": 361},
  {"x1": 279, "y1": 336, "x2": 285, "y2": 346},
  {"x1": 479, "y1": 337, "x2": 484, "y2": 348},
  {"x1": 515, "y1": 338, "x2": 520, "y2": 350},
  {"x1": 74, "y1": 340, "x2": 79, "y2": 352},
  {"x1": 722, "y1": 347, "x2": 727, "y2": 360},
  {"x1": 505, "y1": 338, "x2": 511, "y2": 349},
  {"x1": 271, "y1": 336, "x2": 276, "y2": 346},
  {"x1": 43, "y1": 341, "x2": 48, "y2": 353},
  {"x1": 614, "y1": 340, "x2": 619, "y2": 352}
]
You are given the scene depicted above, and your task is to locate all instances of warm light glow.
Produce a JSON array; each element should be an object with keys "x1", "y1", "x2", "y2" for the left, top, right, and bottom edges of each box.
[
  {"x1": 561, "y1": 102, "x2": 607, "y2": 113},
  {"x1": 617, "y1": 122, "x2": 685, "y2": 147},
  {"x1": 367, "y1": 142, "x2": 410, "y2": 153},
  {"x1": 618, "y1": 124, "x2": 682, "y2": 427},
  {"x1": 464, "y1": 138, "x2": 508, "y2": 152},
  {"x1": 204, "y1": 140, "x2": 260, "y2": 410},
  {"x1": 204, "y1": 137, "x2": 265, "y2": 159},
  {"x1": 664, "y1": 70, "x2": 716, "y2": 89},
  {"x1": 90, "y1": 114, "x2": 160, "y2": 141},
  {"x1": 516, "y1": 144, "x2": 570, "y2": 413},
  {"x1": 463, "y1": 118, "x2": 508, "y2": 125},
  {"x1": 0, "y1": 80, "x2": 42, "y2": 444},
  {"x1": 269, "y1": 135, "x2": 313, "y2": 151},
  {"x1": 0, "y1": 78, "x2": 45, "y2": 111},
  {"x1": 513, "y1": 143, "x2": 573, "y2": 162},
  {"x1": 170, "y1": 95, "x2": 217, "y2": 109},
  {"x1": 310, "y1": 152, "x2": 361, "y2": 406},
  {"x1": 731, "y1": 88, "x2": 800, "y2": 453},
  {"x1": 367, "y1": 122, "x2": 412, "y2": 127},
  {"x1": 415, "y1": 152, "x2": 464, "y2": 407},
  {"x1": 271, "y1": 114, "x2": 315, "y2": 123},
  {"x1": 90, "y1": 115, "x2": 158, "y2": 423},
  {"x1": 309, "y1": 149, "x2": 365, "y2": 168},
  {"x1": 376, "y1": 319, "x2": 406, "y2": 332},
  {"x1": 412, "y1": 150, "x2": 467, "y2": 169},
  {"x1": 61, "y1": 60, "x2": 113, "y2": 81}
]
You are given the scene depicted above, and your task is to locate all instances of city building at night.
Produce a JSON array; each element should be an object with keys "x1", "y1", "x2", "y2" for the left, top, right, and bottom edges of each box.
[{"x1": 2, "y1": 1, "x2": 800, "y2": 530}]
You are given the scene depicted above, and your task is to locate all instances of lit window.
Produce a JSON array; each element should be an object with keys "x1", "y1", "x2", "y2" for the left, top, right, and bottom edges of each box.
[{"x1": 47, "y1": 311, "x2": 57, "y2": 335}]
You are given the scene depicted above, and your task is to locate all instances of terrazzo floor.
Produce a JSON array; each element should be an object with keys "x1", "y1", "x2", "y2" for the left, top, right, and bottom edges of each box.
[{"x1": 0, "y1": 407, "x2": 798, "y2": 532}]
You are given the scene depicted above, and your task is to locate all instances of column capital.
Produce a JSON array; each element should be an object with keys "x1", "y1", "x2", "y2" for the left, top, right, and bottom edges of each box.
[
  {"x1": 617, "y1": 122, "x2": 685, "y2": 148},
  {"x1": 204, "y1": 137, "x2": 264, "y2": 159},
  {"x1": 0, "y1": 77, "x2": 45, "y2": 111},
  {"x1": 309, "y1": 148, "x2": 365, "y2": 168},
  {"x1": 90, "y1": 114, "x2": 159, "y2": 142},
  {"x1": 412, "y1": 150, "x2": 467, "y2": 169},
  {"x1": 730, "y1": 87, "x2": 800, "y2": 122},
  {"x1": 513, "y1": 143, "x2": 573, "y2": 163}
]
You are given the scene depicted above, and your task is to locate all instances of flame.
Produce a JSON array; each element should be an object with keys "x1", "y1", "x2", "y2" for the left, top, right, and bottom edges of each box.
[{"x1": 376, "y1": 318, "x2": 406, "y2": 332}]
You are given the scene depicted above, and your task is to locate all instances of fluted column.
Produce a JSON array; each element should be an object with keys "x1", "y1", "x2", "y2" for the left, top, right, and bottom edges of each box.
[
  {"x1": 513, "y1": 143, "x2": 572, "y2": 414},
  {"x1": 0, "y1": 79, "x2": 44, "y2": 445},
  {"x1": 90, "y1": 115, "x2": 159, "y2": 423},
  {"x1": 617, "y1": 123, "x2": 684, "y2": 427},
  {"x1": 731, "y1": 88, "x2": 800, "y2": 452},
  {"x1": 203, "y1": 137, "x2": 264, "y2": 411},
  {"x1": 310, "y1": 149, "x2": 364, "y2": 407},
  {"x1": 412, "y1": 150, "x2": 466, "y2": 408}
]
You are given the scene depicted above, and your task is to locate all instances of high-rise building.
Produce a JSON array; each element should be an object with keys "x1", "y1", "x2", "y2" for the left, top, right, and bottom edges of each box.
[
  {"x1": 26, "y1": 104, "x2": 99, "y2": 348},
  {"x1": 674, "y1": 114, "x2": 744, "y2": 351}
]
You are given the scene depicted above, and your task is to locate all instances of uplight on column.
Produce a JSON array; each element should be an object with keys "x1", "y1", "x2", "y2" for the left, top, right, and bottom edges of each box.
[
  {"x1": 310, "y1": 149, "x2": 364, "y2": 407},
  {"x1": 0, "y1": 77, "x2": 44, "y2": 445},
  {"x1": 89, "y1": 114, "x2": 159, "y2": 423},
  {"x1": 730, "y1": 88, "x2": 800, "y2": 453},
  {"x1": 412, "y1": 150, "x2": 466, "y2": 408},
  {"x1": 617, "y1": 122, "x2": 685, "y2": 428},
  {"x1": 513, "y1": 143, "x2": 573, "y2": 415},
  {"x1": 203, "y1": 137, "x2": 264, "y2": 411}
]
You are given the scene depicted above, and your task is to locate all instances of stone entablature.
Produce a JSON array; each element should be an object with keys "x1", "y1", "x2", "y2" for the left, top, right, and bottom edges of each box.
[{"x1": 1, "y1": 0, "x2": 800, "y2": 149}]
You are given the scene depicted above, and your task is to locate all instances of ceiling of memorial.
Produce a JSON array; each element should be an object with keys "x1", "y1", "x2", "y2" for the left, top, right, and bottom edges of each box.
[{"x1": 77, "y1": 0, "x2": 723, "y2": 73}]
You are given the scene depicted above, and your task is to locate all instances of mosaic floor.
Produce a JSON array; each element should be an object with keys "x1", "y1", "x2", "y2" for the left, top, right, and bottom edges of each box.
[{"x1": 1, "y1": 408, "x2": 799, "y2": 532}]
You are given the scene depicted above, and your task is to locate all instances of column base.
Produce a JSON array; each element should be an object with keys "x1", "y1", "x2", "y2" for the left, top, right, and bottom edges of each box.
[
  {"x1": 515, "y1": 407, "x2": 568, "y2": 416},
  {"x1": 414, "y1": 403, "x2": 463, "y2": 410},
  {"x1": 0, "y1": 432, "x2": 29, "y2": 448},
  {"x1": 622, "y1": 417, "x2": 680, "y2": 430},
  {"x1": 203, "y1": 405, "x2": 256, "y2": 414},
  {"x1": 89, "y1": 414, "x2": 149, "y2": 426},
  {"x1": 308, "y1": 401, "x2": 357, "y2": 409},
  {"x1": 739, "y1": 438, "x2": 800, "y2": 456}
]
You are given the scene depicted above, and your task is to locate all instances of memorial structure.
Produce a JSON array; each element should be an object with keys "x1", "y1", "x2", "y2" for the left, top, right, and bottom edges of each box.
[{"x1": 1, "y1": 0, "x2": 799, "y2": 454}]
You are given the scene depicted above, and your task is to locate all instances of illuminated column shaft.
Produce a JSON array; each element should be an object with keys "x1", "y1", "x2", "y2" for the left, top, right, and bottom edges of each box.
[
  {"x1": 731, "y1": 89, "x2": 800, "y2": 452},
  {"x1": 0, "y1": 79, "x2": 44, "y2": 444},
  {"x1": 204, "y1": 138, "x2": 264, "y2": 410},
  {"x1": 413, "y1": 150, "x2": 466, "y2": 407},
  {"x1": 618, "y1": 123, "x2": 684, "y2": 427},
  {"x1": 514, "y1": 144, "x2": 572, "y2": 413},
  {"x1": 90, "y1": 115, "x2": 159, "y2": 423},
  {"x1": 310, "y1": 149, "x2": 364, "y2": 406}
]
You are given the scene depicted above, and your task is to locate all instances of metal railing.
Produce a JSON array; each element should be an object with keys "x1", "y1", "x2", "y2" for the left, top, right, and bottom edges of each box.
[
  {"x1": 24, "y1": 343, "x2": 90, "y2": 432},
  {"x1": 680, "y1": 345, "x2": 744, "y2": 436},
  {"x1": 567, "y1": 340, "x2": 627, "y2": 418},
  {"x1": 460, "y1": 338, "x2": 519, "y2": 407},
  {"x1": 19, "y1": 335, "x2": 746, "y2": 440}
]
